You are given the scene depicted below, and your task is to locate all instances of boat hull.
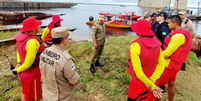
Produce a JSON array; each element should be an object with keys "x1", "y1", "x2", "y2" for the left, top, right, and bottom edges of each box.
[
  {"x1": 86, "y1": 21, "x2": 131, "y2": 29},
  {"x1": 132, "y1": 16, "x2": 141, "y2": 20}
]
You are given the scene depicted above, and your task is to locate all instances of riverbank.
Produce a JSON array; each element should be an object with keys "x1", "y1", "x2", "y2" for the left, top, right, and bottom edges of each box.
[
  {"x1": 0, "y1": 36, "x2": 201, "y2": 101},
  {"x1": 0, "y1": 1, "x2": 76, "y2": 9},
  {"x1": 0, "y1": 28, "x2": 44, "y2": 40}
]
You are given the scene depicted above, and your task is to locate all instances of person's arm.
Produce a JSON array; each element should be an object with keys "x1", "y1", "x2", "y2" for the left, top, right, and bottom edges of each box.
[
  {"x1": 187, "y1": 23, "x2": 195, "y2": 37},
  {"x1": 17, "y1": 52, "x2": 20, "y2": 63},
  {"x1": 150, "y1": 49, "x2": 166, "y2": 83},
  {"x1": 15, "y1": 52, "x2": 21, "y2": 68},
  {"x1": 92, "y1": 24, "x2": 98, "y2": 48},
  {"x1": 130, "y1": 42, "x2": 156, "y2": 90},
  {"x1": 63, "y1": 60, "x2": 80, "y2": 86},
  {"x1": 41, "y1": 27, "x2": 50, "y2": 42},
  {"x1": 163, "y1": 34, "x2": 185, "y2": 58},
  {"x1": 105, "y1": 17, "x2": 115, "y2": 25},
  {"x1": 16, "y1": 39, "x2": 40, "y2": 73}
]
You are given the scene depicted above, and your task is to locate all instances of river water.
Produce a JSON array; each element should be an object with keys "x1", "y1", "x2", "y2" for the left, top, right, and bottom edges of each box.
[{"x1": 2, "y1": 4, "x2": 201, "y2": 41}]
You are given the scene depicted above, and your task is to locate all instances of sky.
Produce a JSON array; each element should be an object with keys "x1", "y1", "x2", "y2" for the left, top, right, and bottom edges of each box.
[{"x1": 20, "y1": 0, "x2": 200, "y2": 7}]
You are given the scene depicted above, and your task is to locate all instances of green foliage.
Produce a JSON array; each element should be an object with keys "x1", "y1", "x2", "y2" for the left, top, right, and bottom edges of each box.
[
  {"x1": 187, "y1": 52, "x2": 201, "y2": 66},
  {"x1": 0, "y1": 74, "x2": 21, "y2": 101}
]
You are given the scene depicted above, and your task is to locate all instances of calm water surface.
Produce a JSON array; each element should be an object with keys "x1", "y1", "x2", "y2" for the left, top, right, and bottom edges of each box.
[{"x1": 2, "y1": 4, "x2": 201, "y2": 41}]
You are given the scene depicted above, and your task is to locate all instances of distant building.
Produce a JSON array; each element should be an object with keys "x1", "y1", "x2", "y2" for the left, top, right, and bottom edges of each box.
[
  {"x1": 138, "y1": 0, "x2": 188, "y2": 10},
  {"x1": 174, "y1": 0, "x2": 188, "y2": 10}
]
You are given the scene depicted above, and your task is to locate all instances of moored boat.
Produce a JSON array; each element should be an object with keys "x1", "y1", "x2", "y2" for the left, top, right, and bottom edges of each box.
[
  {"x1": 86, "y1": 13, "x2": 138, "y2": 29},
  {"x1": 122, "y1": 11, "x2": 141, "y2": 20}
]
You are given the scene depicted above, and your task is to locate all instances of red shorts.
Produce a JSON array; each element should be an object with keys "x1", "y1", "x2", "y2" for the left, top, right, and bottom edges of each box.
[
  {"x1": 128, "y1": 78, "x2": 156, "y2": 101},
  {"x1": 158, "y1": 68, "x2": 179, "y2": 86},
  {"x1": 21, "y1": 76, "x2": 42, "y2": 101}
]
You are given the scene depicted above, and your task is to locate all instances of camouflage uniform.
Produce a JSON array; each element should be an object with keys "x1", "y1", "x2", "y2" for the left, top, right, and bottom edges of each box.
[
  {"x1": 91, "y1": 21, "x2": 107, "y2": 64},
  {"x1": 181, "y1": 17, "x2": 195, "y2": 38}
]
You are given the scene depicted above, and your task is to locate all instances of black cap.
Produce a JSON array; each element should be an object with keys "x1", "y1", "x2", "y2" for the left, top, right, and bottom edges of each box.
[
  {"x1": 156, "y1": 12, "x2": 168, "y2": 20},
  {"x1": 150, "y1": 13, "x2": 157, "y2": 17}
]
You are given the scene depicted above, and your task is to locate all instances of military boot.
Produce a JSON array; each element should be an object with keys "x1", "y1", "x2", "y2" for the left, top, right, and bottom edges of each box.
[
  {"x1": 95, "y1": 60, "x2": 104, "y2": 67},
  {"x1": 90, "y1": 64, "x2": 96, "y2": 73}
]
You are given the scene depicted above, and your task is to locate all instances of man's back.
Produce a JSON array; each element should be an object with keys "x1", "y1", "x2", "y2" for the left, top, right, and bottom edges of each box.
[{"x1": 40, "y1": 45, "x2": 79, "y2": 101}]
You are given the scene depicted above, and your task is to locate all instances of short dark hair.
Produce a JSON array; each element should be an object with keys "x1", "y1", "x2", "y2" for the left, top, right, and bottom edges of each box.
[
  {"x1": 52, "y1": 36, "x2": 68, "y2": 44},
  {"x1": 168, "y1": 15, "x2": 182, "y2": 26}
]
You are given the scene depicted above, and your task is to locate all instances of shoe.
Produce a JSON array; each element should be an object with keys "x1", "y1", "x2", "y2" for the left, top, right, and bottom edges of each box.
[
  {"x1": 180, "y1": 63, "x2": 186, "y2": 71},
  {"x1": 95, "y1": 60, "x2": 104, "y2": 67},
  {"x1": 90, "y1": 64, "x2": 96, "y2": 73},
  {"x1": 160, "y1": 85, "x2": 166, "y2": 93}
]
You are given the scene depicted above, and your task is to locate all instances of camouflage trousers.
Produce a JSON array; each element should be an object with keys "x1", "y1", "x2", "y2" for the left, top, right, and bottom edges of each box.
[{"x1": 90, "y1": 45, "x2": 104, "y2": 64}]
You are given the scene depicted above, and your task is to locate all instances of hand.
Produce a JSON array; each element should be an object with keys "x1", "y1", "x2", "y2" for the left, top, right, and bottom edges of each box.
[
  {"x1": 15, "y1": 63, "x2": 21, "y2": 68},
  {"x1": 94, "y1": 43, "x2": 97, "y2": 49},
  {"x1": 146, "y1": 78, "x2": 154, "y2": 90},
  {"x1": 11, "y1": 68, "x2": 18, "y2": 75},
  {"x1": 146, "y1": 86, "x2": 152, "y2": 91},
  {"x1": 153, "y1": 86, "x2": 163, "y2": 99}
]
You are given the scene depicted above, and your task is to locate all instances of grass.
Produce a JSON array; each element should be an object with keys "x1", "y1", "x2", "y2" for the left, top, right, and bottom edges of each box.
[
  {"x1": 0, "y1": 27, "x2": 44, "y2": 40},
  {"x1": 0, "y1": 36, "x2": 201, "y2": 101},
  {"x1": 0, "y1": 31, "x2": 18, "y2": 40},
  {"x1": 66, "y1": 36, "x2": 136, "y2": 101},
  {"x1": 0, "y1": 44, "x2": 21, "y2": 101}
]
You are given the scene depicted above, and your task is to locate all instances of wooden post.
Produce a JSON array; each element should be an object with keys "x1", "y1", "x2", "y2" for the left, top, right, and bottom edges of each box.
[
  {"x1": 168, "y1": 0, "x2": 171, "y2": 16},
  {"x1": 37, "y1": 3, "x2": 40, "y2": 9},
  {"x1": 0, "y1": 2, "x2": 2, "y2": 11},
  {"x1": 176, "y1": 0, "x2": 179, "y2": 13},
  {"x1": 198, "y1": 2, "x2": 200, "y2": 16}
]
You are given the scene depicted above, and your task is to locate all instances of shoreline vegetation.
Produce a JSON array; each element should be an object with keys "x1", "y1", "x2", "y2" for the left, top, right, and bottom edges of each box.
[
  {"x1": 0, "y1": 35, "x2": 201, "y2": 101},
  {"x1": 0, "y1": 28, "x2": 44, "y2": 40}
]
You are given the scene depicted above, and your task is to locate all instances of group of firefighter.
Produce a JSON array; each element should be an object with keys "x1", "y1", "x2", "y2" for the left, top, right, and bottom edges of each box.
[{"x1": 11, "y1": 9, "x2": 194, "y2": 101}]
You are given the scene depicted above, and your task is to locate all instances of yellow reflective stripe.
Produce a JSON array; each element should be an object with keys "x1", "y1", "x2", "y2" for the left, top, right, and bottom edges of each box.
[{"x1": 34, "y1": 79, "x2": 37, "y2": 100}]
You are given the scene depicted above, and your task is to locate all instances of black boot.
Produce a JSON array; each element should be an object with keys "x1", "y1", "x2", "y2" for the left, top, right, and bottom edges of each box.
[
  {"x1": 95, "y1": 60, "x2": 104, "y2": 67},
  {"x1": 180, "y1": 63, "x2": 186, "y2": 71},
  {"x1": 160, "y1": 85, "x2": 166, "y2": 93},
  {"x1": 90, "y1": 64, "x2": 96, "y2": 73}
]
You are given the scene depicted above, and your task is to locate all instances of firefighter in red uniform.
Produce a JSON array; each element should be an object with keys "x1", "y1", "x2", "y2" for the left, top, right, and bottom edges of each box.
[
  {"x1": 12, "y1": 18, "x2": 45, "y2": 101},
  {"x1": 41, "y1": 15, "x2": 63, "y2": 44},
  {"x1": 127, "y1": 19, "x2": 166, "y2": 101},
  {"x1": 156, "y1": 15, "x2": 192, "y2": 101}
]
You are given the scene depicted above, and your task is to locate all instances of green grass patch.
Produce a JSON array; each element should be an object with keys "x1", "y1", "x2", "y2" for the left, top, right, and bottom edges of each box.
[
  {"x1": 0, "y1": 31, "x2": 17, "y2": 40},
  {"x1": 0, "y1": 74, "x2": 21, "y2": 101},
  {"x1": 0, "y1": 27, "x2": 44, "y2": 40}
]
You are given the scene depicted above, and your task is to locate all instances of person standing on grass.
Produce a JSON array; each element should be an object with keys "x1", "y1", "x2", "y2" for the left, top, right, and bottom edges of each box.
[
  {"x1": 179, "y1": 11, "x2": 195, "y2": 38},
  {"x1": 156, "y1": 15, "x2": 192, "y2": 101},
  {"x1": 127, "y1": 19, "x2": 166, "y2": 101},
  {"x1": 90, "y1": 15, "x2": 114, "y2": 73},
  {"x1": 12, "y1": 17, "x2": 45, "y2": 101},
  {"x1": 179, "y1": 11, "x2": 195, "y2": 71},
  {"x1": 40, "y1": 27, "x2": 80, "y2": 101}
]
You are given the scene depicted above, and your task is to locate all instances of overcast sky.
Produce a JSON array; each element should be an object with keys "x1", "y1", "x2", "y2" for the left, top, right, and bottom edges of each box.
[{"x1": 20, "y1": 0, "x2": 200, "y2": 7}]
